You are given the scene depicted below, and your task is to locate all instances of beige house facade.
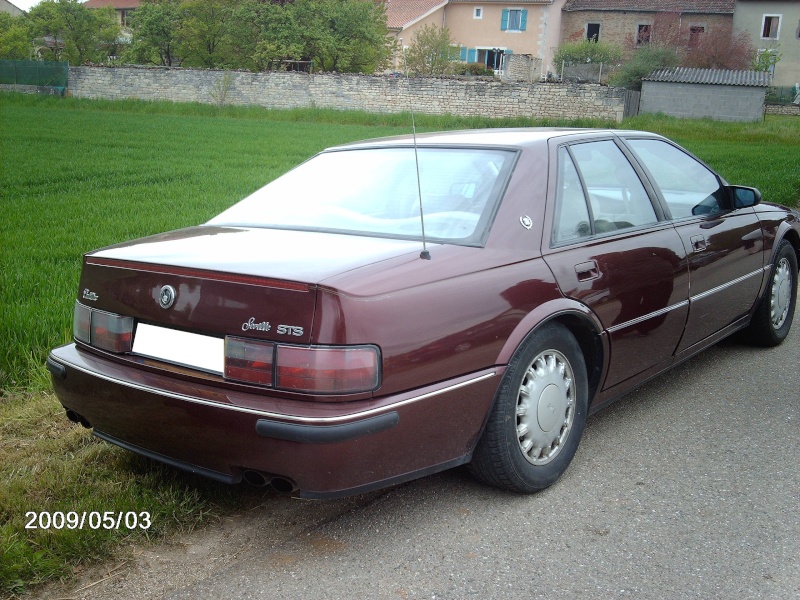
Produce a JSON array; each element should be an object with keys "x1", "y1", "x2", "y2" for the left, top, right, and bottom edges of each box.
[
  {"x1": 734, "y1": 0, "x2": 800, "y2": 87},
  {"x1": 387, "y1": 0, "x2": 567, "y2": 79},
  {"x1": 0, "y1": 0, "x2": 24, "y2": 17}
]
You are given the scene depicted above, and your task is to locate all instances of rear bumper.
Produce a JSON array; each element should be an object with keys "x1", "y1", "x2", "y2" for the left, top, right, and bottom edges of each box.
[{"x1": 48, "y1": 344, "x2": 500, "y2": 498}]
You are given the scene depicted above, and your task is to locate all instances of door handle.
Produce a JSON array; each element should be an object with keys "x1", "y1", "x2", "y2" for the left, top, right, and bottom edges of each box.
[
  {"x1": 690, "y1": 234, "x2": 707, "y2": 252},
  {"x1": 575, "y1": 260, "x2": 600, "y2": 282}
]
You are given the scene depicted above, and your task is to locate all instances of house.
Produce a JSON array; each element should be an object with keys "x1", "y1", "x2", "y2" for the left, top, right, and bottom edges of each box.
[
  {"x1": 1, "y1": 0, "x2": 25, "y2": 17},
  {"x1": 733, "y1": 1, "x2": 799, "y2": 87},
  {"x1": 83, "y1": 0, "x2": 141, "y2": 28},
  {"x1": 640, "y1": 66, "x2": 771, "y2": 120},
  {"x1": 561, "y1": 0, "x2": 736, "y2": 48},
  {"x1": 386, "y1": 0, "x2": 567, "y2": 79}
]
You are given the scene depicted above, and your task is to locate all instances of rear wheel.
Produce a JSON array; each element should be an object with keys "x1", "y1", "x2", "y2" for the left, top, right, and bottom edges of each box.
[
  {"x1": 745, "y1": 240, "x2": 797, "y2": 346},
  {"x1": 469, "y1": 323, "x2": 588, "y2": 493}
]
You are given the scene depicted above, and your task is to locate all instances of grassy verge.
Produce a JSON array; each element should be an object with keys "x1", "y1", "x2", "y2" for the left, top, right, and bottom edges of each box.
[
  {"x1": 0, "y1": 392, "x2": 262, "y2": 596},
  {"x1": 1, "y1": 92, "x2": 798, "y2": 595}
]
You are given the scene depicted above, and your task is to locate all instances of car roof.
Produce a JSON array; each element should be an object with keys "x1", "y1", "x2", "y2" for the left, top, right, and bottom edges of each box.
[{"x1": 329, "y1": 128, "x2": 655, "y2": 151}]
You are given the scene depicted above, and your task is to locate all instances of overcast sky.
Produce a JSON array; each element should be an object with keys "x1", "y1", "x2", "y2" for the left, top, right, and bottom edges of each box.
[{"x1": 11, "y1": 0, "x2": 46, "y2": 12}]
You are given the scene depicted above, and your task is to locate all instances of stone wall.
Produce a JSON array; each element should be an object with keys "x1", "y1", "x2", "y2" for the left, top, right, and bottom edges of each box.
[
  {"x1": 63, "y1": 65, "x2": 627, "y2": 122},
  {"x1": 640, "y1": 81, "x2": 766, "y2": 122},
  {"x1": 765, "y1": 103, "x2": 800, "y2": 117}
]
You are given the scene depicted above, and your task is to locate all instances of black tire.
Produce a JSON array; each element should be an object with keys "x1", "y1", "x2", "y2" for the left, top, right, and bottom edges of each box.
[
  {"x1": 469, "y1": 323, "x2": 588, "y2": 493},
  {"x1": 745, "y1": 239, "x2": 798, "y2": 347}
]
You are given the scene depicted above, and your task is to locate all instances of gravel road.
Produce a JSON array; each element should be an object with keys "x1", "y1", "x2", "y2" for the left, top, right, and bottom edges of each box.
[{"x1": 37, "y1": 323, "x2": 800, "y2": 600}]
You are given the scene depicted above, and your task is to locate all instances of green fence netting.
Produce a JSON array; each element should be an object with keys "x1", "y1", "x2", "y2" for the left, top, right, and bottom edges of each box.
[{"x1": 0, "y1": 60, "x2": 68, "y2": 95}]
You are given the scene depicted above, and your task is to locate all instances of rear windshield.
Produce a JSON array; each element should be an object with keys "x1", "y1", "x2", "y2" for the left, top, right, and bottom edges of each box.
[{"x1": 208, "y1": 147, "x2": 516, "y2": 245}]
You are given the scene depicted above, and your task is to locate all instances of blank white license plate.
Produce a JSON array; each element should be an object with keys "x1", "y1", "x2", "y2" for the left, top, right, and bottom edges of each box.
[{"x1": 132, "y1": 323, "x2": 224, "y2": 375}]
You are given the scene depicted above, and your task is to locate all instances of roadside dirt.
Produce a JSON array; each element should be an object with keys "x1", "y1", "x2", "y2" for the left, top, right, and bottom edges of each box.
[{"x1": 31, "y1": 489, "x2": 386, "y2": 600}]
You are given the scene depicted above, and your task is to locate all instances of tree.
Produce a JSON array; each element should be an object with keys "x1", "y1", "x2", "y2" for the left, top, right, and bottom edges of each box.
[
  {"x1": 683, "y1": 24, "x2": 756, "y2": 70},
  {"x1": 179, "y1": 0, "x2": 238, "y2": 69},
  {"x1": 224, "y1": 0, "x2": 304, "y2": 72},
  {"x1": 403, "y1": 24, "x2": 460, "y2": 76},
  {"x1": 126, "y1": 0, "x2": 185, "y2": 67},
  {"x1": 27, "y1": 0, "x2": 119, "y2": 64},
  {"x1": 0, "y1": 13, "x2": 32, "y2": 60},
  {"x1": 290, "y1": 0, "x2": 391, "y2": 73}
]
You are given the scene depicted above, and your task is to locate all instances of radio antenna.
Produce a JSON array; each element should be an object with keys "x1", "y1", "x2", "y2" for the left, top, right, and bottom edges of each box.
[{"x1": 402, "y1": 46, "x2": 431, "y2": 260}]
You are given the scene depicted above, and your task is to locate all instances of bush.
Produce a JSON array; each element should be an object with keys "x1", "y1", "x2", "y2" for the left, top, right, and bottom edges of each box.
[
  {"x1": 609, "y1": 46, "x2": 681, "y2": 90},
  {"x1": 554, "y1": 39, "x2": 624, "y2": 68},
  {"x1": 457, "y1": 62, "x2": 495, "y2": 77}
]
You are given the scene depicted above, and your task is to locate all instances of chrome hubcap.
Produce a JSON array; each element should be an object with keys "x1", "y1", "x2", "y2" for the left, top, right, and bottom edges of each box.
[
  {"x1": 516, "y1": 350, "x2": 575, "y2": 466},
  {"x1": 771, "y1": 257, "x2": 792, "y2": 330}
]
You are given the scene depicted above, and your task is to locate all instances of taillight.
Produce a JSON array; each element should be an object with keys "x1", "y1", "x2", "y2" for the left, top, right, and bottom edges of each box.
[
  {"x1": 73, "y1": 302, "x2": 134, "y2": 353},
  {"x1": 224, "y1": 337, "x2": 274, "y2": 386},
  {"x1": 224, "y1": 337, "x2": 380, "y2": 395},
  {"x1": 73, "y1": 302, "x2": 91, "y2": 344},
  {"x1": 275, "y1": 345, "x2": 379, "y2": 394}
]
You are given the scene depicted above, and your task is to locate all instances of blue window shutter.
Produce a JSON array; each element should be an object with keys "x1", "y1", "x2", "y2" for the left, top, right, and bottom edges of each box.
[
  {"x1": 501, "y1": 9, "x2": 509, "y2": 31},
  {"x1": 467, "y1": 48, "x2": 477, "y2": 63},
  {"x1": 506, "y1": 49, "x2": 513, "y2": 55},
  {"x1": 460, "y1": 47, "x2": 467, "y2": 61},
  {"x1": 520, "y1": 10, "x2": 528, "y2": 31}
]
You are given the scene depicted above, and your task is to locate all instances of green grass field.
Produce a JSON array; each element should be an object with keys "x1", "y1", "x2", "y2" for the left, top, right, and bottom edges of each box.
[{"x1": 1, "y1": 92, "x2": 799, "y2": 594}]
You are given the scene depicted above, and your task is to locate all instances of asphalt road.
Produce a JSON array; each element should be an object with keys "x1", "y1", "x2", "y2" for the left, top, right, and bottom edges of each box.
[{"x1": 50, "y1": 321, "x2": 800, "y2": 600}]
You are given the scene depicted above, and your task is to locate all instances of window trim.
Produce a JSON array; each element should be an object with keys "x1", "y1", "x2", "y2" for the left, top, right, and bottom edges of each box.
[
  {"x1": 474, "y1": 7, "x2": 483, "y2": 20},
  {"x1": 501, "y1": 8, "x2": 528, "y2": 33},
  {"x1": 636, "y1": 23, "x2": 652, "y2": 46},
  {"x1": 761, "y1": 14, "x2": 782, "y2": 40}
]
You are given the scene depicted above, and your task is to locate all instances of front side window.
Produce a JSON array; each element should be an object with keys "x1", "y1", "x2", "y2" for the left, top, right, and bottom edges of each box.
[
  {"x1": 586, "y1": 23, "x2": 600, "y2": 41},
  {"x1": 625, "y1": 139, "x2": 725, "y2": 219},
  {"x1": 474, "y1": 7, "x2": 483, "y2": 19},
  {"x1": 553, "y1": 141, "x2": 658, "y2": 244},
  {"x1": 209, "y1": 147, "x2": 516, "y2": 246}
]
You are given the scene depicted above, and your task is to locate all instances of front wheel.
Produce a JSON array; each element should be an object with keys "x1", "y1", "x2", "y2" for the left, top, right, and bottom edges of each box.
[
  {"x1": 469, "y1": 323, "x2": 588, "y2": 493},
  {"x1": 745, "y1": 240, "x2": 798, "y2": 347}
]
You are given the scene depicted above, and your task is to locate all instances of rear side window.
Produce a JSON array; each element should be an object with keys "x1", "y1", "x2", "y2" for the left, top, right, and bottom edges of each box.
[
  {"x1": 553, "y1": 148, "x2": 591, "y2": 243},
  {"x1": 553, "y1": 141, "x2": 658, "y2": 244},
  {"x1": 626, "y1": 139, "x2": 725, "y2": 219}
]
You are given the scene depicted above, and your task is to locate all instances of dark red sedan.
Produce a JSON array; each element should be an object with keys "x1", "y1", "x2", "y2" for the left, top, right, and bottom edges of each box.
[{"x1": 48, "y1": 129, "x2": 799, "y2": 498}]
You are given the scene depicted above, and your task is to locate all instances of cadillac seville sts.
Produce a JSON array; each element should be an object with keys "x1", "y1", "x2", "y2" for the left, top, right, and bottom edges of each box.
[{"x1": 48, "y1": 129, "x2": 799, "y2": 498}]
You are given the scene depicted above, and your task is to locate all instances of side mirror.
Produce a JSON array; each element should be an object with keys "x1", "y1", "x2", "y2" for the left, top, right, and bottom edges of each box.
[{"x1": 729, "y1": 186, "x2": 762, "y2": 209}]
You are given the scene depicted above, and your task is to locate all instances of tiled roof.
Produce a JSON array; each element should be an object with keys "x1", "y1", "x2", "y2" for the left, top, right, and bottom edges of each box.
[
  {"x1": 644, "y1": 68, "x2": 771, "y2": 87},
  {"x1": 449, "y1": 1, "x2": 553, "y2": 3},
  {"x1": 385, "y1": 0, "x2": 449, "y2": 29},
  {"x1": 563, "y1": 1, "x2": 735, "y2": 13},
  {"x1": 83, "y1": 0, "x2": 141, "y2": 9}
]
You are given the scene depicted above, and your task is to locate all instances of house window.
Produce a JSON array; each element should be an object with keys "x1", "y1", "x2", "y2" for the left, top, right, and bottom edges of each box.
[
  {"x1": 636, "y1": 23, "x2": 651, "y2": 46},
  {"x1": 121, "y1": 9, "x2": 135, "y2": 28},
  {"x1": 476, "y1": 48, "x2": 506, "y2": 70},
  {"x1": 757, "y1": 49, "x2": 779, "y2": 76},
  {"x1": 688, "y1": 26, "x2": 705, "y2": 47},
  {"x1": 501, "y1": 9, "x2": 527, "y2": 32},
  {"x1": 586, "y1": 23, "x2": 600, "y2": 41},
  {"x1": 474, "y1": 7, "x2": 483, "y2": 20},
  {"x1": 762, "y1": 15, "x2": 781, "y2": 39}
]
